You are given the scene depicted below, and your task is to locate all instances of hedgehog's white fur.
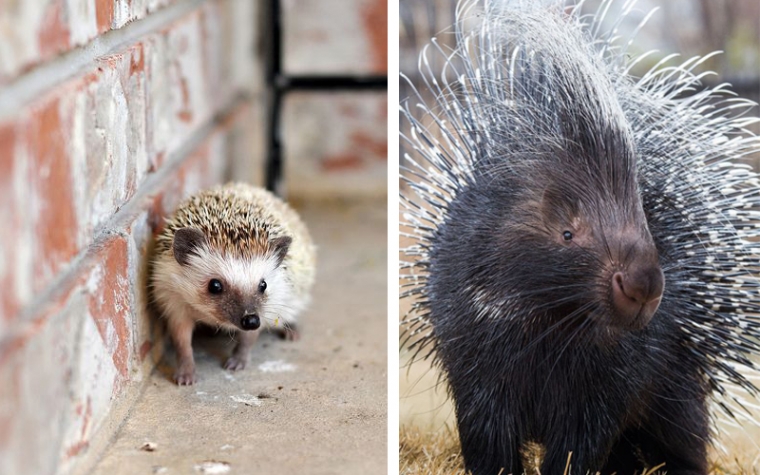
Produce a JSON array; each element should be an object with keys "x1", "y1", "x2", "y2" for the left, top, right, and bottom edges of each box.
[{"x1": 152, "y1": 251, "x2": 301, "y2": 330}]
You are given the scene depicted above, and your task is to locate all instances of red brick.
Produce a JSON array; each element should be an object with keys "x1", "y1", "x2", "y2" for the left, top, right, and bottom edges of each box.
[
  {"x1": 322, "y1": 127, "x2": 389, "y2": 171},
  {"x1": 361, "y1": 0, "x2": 388, "y2": 73},
  {"x1": 27, "y1": 97, "x2": 78, "y2": 289},
  {"x1": 38, "y1": 1, "x2": 71, "y2": 58},
  {"x1": 145, "y1": 9, "x2": 220, "y2": 165},
  {"x1": 65, "y1": 440, "x2": 89, "y2": 458},
  {"x1": 149, "y1": 192, "x2": 168, "y2": 234},
  {"x1": 283, "y1": 0, "x2": 388, "y2": 75},
  {"x1": 177, "y1": 75, "x2": 194, "y2": 123},
  {"x1": 96, "y1": 0, "x2": 115, "y2": 33},
  {"x1": 283, "y1": 92, "x2": 387, "y2": 197},
  {"x1": 0, "y1": 125, "x2": 14, "y2": 178},
  {"x1": 87, "y1": 237, "x2": 131, "y2": 381},
  {"x1": 323, "y1": 153, "x2": 363, "y2": 171},
  {"x1": 72, "y1": 43, "x2": 146, "y2": 237},
  {"x1": 129, "y1": 43, "x2": 146, "y2": 77},
  {"x1": 0, "y1": 124, "x2": 19, "y2": 321},
  {"x1": 350, "y1": 131, "x2": 388, "y2": 162}
]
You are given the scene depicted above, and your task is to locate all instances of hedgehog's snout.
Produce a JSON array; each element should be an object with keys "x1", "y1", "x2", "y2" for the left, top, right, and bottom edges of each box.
[
  {"x1": 241, "y1": 313, "x2": 261, "y2": 331},
  {"x1": 611, "y1": 265, "x2": 664, "y2": 330}
]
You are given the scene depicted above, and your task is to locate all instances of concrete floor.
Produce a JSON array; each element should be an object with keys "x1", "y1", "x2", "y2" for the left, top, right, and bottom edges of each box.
[{"x1": 91, "y1": 201, "x2": 388, "y2": 475}]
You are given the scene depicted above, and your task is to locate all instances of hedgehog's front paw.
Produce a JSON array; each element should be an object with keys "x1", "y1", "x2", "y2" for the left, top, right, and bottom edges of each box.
[
  {"x1": 224, "y1": 356, "x2": 247, "y2": 371},
  {"x1": 174, "y1": 370, "x2": 197, "y2": 385},
  {"x1": 173, "y1": 364, "x2": 197, "y2": 385}
]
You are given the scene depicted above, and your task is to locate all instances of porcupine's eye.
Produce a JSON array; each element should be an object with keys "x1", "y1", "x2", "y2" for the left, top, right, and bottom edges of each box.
[
  {"x1": 208, "y1": 279, "x2": 224, "y2": 294},
  {"x1": 258, "y1": 279, "x2": 267, "y2": 293},
  {"x1": 562, "y1": 230, "x2": 573, "y2": 241}
]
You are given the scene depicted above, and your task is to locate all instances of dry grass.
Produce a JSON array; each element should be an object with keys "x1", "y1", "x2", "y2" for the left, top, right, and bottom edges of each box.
[
  {"x1": 400, "y1": 425, "x2": 469, "y2": 475},
  {"x1": 711, "y1": 455, "x2": 760, "y2": 475},
  {"x1": 399, "y1": 425, "x2": 760, "y2": 475}
]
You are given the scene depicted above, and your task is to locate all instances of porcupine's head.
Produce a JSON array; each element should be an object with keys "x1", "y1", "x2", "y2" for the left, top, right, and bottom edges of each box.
[
  {"x1": 154, "y1": 188, "x2": 293, "y2": 332},
  {"x1": 444, "y1": 135, "x2": 664, "y2": 335},
  {"x1": 410, "y1": 4, "x2": 664, "y2": 340}
]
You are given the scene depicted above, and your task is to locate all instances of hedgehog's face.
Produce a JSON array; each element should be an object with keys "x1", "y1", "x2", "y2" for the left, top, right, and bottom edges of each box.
[{"x1": 171, "y1": 227, "x2": 293, "y2": 332}]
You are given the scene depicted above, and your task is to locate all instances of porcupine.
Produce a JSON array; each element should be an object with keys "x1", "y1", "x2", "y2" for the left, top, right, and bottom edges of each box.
[
  {"x1": 152, "y1": 183, "x2": 316, "y2": 385},
  {"x1": 400, "y1": 1, "x2": 760, "y2": 474}
]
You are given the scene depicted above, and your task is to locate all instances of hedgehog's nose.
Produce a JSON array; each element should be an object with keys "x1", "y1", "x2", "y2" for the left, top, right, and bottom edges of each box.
[
  {"x1": 241, "y1": 314, "x2": 261, "y2": 331},
  {"x1": 611, "y1": 267, "x2": 664, "y2": 330}
]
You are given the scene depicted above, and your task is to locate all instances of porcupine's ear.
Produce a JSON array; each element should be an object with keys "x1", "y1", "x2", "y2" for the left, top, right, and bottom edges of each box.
[
  {"x1": 541, "y1": 185, "x2": 570, "y2": 220},
  {"x1": 173, "y1": 227, "x2": 207, "y2": 266},
  {"x1": 540, "y1": 182, "x2": 580, "y2": 220},
  {"x1": 270, "y1": 236, "x2": 292, "y2": 267}
]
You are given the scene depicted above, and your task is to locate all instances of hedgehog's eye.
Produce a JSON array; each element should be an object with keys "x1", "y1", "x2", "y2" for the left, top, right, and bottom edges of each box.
[
  {"x1": 258, "y1": 279, "x2": 267, "y2": 293},
  {"x1": 208, "y1": 279, "x2": 224, "y2": 294},
  {"x1": 562, "y1": 230, "x2": 573, "y2": 241}
]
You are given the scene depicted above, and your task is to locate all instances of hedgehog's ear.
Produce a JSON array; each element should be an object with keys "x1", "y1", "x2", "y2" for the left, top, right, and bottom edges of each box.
[
  {"x1": 270, "y1": 236, "x2": 292, "y2": 267},
  {"x1": 173, "y1": 227, "x2": 207, "y2": 266}
]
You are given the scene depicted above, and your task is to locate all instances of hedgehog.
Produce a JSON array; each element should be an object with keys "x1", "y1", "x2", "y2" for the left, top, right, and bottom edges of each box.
[
  {"x1": 400, "y1": 1, "x2": 760, "y2": 474},
  {"x1": 152, "y1": 182, "x2": 316, "y2": 385}
]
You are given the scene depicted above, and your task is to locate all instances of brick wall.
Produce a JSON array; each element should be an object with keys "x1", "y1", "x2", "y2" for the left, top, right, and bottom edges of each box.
[{"x1": 0, "y1": 0, "x2": 386, "y2": 474}]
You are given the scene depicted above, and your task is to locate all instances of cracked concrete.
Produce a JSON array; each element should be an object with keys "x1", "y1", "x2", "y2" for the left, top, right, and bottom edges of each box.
[{"x1": 90, "y1": 200, "x2": 387, "y2": 475}]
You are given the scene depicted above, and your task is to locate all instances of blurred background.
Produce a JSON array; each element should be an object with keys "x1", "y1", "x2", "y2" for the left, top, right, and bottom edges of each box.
[
  {"x1": 401, "y1": 0, "x2": 760, "y2": 166},
  {"x1": 400, "y1": 0, "x2": 760, "y2": 472},
  {"x1": 0, "y1": 1, "x2": 387, "y2": 474}
]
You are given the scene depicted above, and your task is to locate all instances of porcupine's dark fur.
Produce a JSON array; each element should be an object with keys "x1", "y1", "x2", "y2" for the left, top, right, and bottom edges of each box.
[{"x1": 400, "y1": 1, "x2": 760, "y2": 474}]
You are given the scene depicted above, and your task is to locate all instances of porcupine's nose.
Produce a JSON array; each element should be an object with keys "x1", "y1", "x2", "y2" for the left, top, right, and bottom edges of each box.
[
  {"x1": 611, "y1": 266, "x2": 664, "y2": 330},
  {"x1": 240, "y1": 314, "x2": 261, "y2": 331}
]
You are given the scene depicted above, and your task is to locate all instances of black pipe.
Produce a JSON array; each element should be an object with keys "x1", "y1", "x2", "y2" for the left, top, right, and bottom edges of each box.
[
  {"x1": 265, "y1": 0, "x2": 284, "y2": 192},
  {"x1": 279, "y1": 75, "x2": 387, "y2": 91}
]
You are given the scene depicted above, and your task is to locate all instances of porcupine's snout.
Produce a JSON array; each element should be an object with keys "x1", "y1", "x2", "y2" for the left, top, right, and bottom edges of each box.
[{"x1": 609, "y1": 244, "x2": 664, "y2": 330}]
